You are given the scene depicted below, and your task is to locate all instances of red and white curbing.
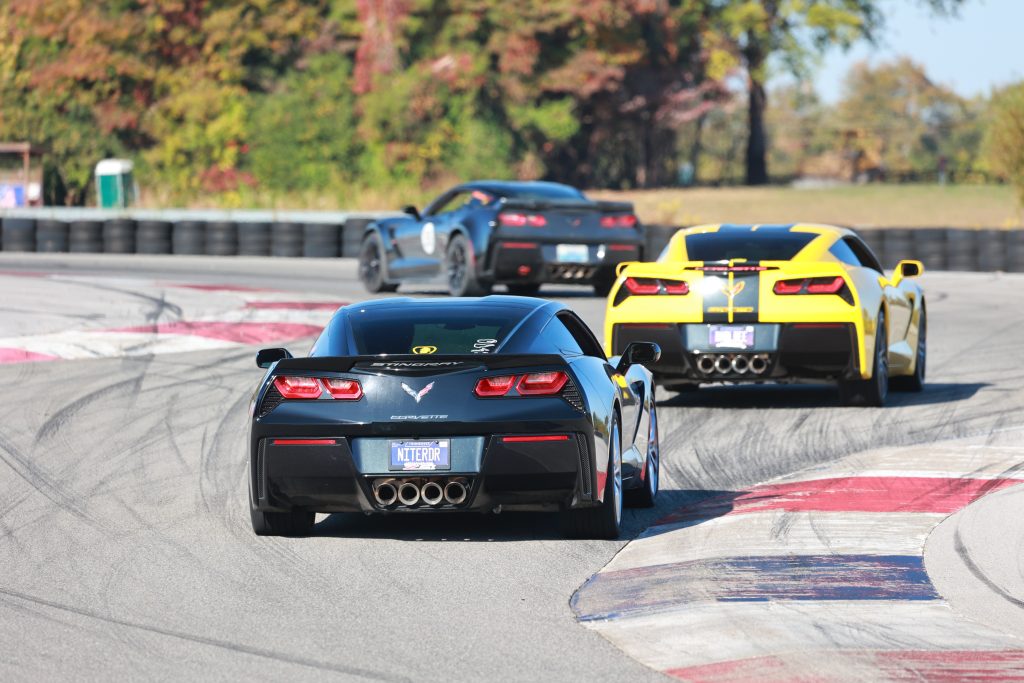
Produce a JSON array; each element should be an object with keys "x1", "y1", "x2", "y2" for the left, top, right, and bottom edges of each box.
[
  {"x1": 573, "y1": 436, "x2": 1024, "y2": 681},
  {"x1": 0, "y1": 275, "x2": 344, "y2": 364}
]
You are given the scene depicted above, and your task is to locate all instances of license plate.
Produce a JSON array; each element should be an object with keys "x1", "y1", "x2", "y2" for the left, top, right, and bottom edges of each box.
[
  {"x1": 556, "y1": 244, "x2": 589, "y2": 263},
  {"x1": 709, "y1": 325, "x2": 755, "y2": 350},
  {"x1": 389, "y1": 439, "x2": 451, "y2": 471}
]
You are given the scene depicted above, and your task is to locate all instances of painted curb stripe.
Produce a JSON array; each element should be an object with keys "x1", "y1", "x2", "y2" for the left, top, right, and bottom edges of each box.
[
  {"x1": 573, "y1": 554, "x2": 937, "y2": 621},
  {"x1": 106, "y1": 321, "x2": 322, "y2": 344},
  {"x1": 0, "y1": 348, "x2": 59, "y2": 364},
  {"x1": 657, "y1": 476, "x2": 1020, "y2": 525},
  {"x1": 243, "y1": 301, "x2": 346, "y2": 311}
]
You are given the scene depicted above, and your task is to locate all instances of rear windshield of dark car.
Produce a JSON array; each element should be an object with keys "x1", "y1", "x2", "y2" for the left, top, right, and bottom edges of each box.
[
  {"x1": 348, "y1": 305, "x2": 529, "y2": 355},
  {"x1": 682, "y1": 230, "x2": 817, "y2": 262}
]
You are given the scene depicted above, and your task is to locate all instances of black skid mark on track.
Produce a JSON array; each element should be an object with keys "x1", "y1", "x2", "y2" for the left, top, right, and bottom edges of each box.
[
  {"x1": 0, "y1": 429, "x2": 105, "y2": 530},
  {"x1": 953, "y1": 528, "x2": 1024, "y2": 611},
  {"x1": 61, "y1": 279, "x2": 185, "y2": 324},
  {"x1": 198, "y1": 391, "x2": 250, "y2": 521},
  {"x1": 34, "y1": 371, "x2": 148, "y2": 444},
  {"x1": 0, "y1": 587, "x2": 408, "y2": 682}
]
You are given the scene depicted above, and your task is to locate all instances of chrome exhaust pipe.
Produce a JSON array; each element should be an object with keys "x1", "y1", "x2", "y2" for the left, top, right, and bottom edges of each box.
[
  {"x1": 444, "y1": 478, "x2": 469, "y2": 506},
  {"x1": 397, "y1": 480, "x2": 421, "y2": 507},
  {"x1": 714, "y1": 355, "x2": 732, "y2": 374},
  {"x1": 750, "y1": 354, "x2": 769, "y2": 375},
  {"x1": 731, "y1": 355, "x2": 750, "y2": 374},
  {"x1": 420, "y1": 480, "x2": 444, "y2": 506},
  {"x1": 696, "y1": 354, "x2": 716, "y2": 374},
  {"x1": 372, "y1": 479, "x2": 398, "y2": 507}
]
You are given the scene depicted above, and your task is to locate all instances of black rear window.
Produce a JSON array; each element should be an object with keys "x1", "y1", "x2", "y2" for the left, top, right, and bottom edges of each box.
[
  {"x1": 348, "y1": 305, "x2": 529, "y2": 355},
  {"x1": 683, "y1": 230, "x2": 817, "y2": 262}
]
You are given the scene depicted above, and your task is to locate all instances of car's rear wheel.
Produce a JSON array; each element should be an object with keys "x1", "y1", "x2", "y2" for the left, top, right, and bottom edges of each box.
[
  {"x1": 358, "y1": 232, "x2": 399, "y2": 293},
  {"x1": 250, "y1": 506, "x2": 315, "y2": 537},
  {"x1": 446, "y1": 233, "x2": 489, "y2": 297},
  {"x1": 892, "y1": 304, "x2": 926, "y2": 392},
  {"x1": 839, "y1": 311, "x2": 889, "y2": 407},
  {"x1": 561, "y1": 415, "x2": 622, "y2": 539},
  {"x1": 626, "y1": 393, "x2": 659, "y2": 508},
  {"x1": 506, "y1": 283, "x2": 541, "y2": 296}
]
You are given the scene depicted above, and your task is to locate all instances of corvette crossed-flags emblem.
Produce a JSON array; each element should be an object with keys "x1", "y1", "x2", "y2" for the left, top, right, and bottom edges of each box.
[{"x1": 401, "y1": 382, "x2": 435, "y2": 403}]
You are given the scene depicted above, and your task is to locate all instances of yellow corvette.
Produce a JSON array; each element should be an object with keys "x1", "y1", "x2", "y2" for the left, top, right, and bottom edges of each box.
[{"x1": 604, "y1": 224, "x2": 925, "y2": 406}]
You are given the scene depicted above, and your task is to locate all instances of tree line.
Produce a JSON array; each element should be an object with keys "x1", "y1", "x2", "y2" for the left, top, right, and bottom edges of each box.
[{"x1": 5, "y1": 0, "x2": 1020, "y2": 209}]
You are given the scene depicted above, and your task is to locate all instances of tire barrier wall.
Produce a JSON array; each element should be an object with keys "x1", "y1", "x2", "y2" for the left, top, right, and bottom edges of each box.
[
  {"x1": 2, "y1": 210, "x2": 1022, "y2": 272},
  {"x1": 641, "y1": 225, "x2": 1024, "y2": 273}
]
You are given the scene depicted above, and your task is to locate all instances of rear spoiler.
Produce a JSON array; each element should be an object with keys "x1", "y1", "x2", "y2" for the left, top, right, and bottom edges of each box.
[
  {"x1": 265, "y1": 354, "x2": 568, "y2": 373},
  {"x1": 500, "y1": 198, "x2": 634, "y2": 213}
]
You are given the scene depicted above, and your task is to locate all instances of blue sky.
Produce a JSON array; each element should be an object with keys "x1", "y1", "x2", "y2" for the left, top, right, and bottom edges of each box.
[{"x1": 781, "y1": 0, "x2": 1023, "y2": 102}]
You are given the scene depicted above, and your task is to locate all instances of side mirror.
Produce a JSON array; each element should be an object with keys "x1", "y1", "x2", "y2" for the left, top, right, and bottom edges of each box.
[
  {"x1": 402, "y1": 205, "x2": 421, "y2": 221},
  {"x1": 616, "y1": 341, "x2": 661, "y2": 372},
  {"x1": 893, "y1": 259, "x2": 924, "y2": 284},
  {"x1": 257, "y1": 347, "x2": 292, "y2": 369}
]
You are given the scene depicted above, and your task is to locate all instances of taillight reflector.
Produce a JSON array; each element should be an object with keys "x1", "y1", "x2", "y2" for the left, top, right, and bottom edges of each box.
[
  {"x1": 273, "y1": 375, "x2": 323, "y2": 399},
  {"x1": 773, "y1": 279, "x2": 806, "y2": 295},
  {"x1": 322, "y1": 378, "x2": 363, "y2": 400},
  {"x1": 474, "y1": 375, "x2": 517, "y2": 397},
  {"x1": 516, "y1": 371, "x2": 569, "y2": 396},
  {"x1": 773, "y1": 277, "x2": 847, "y2": 295},
  {"x1": 663, "y1": 280, "x2": 690, "y2": 294},
  {"x1": 502, "y1": 241, "x2": 538, "y2": 249},
  {"x1": 609, "y1": 244, "x2": 637, "y2": 251},
  {"x1": 807, "y1": 276, "x2": 845, "y2": 294},
  {"x1": 272, "y1": 439, "x2": 337, "y2": 446},
  {"x1": 501, "y1": 435, "x2": 570, "y2": 443}
]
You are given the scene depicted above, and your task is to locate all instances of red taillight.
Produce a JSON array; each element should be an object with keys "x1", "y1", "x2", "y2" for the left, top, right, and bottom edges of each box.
[
  {"x1": 474, "y1": 375, "x2": 517, "y2": 397},
  {"x1": 600, "y1": 214, "x2": 638, "y2": 228},
  {"x1": 774, "y1": 277, "x2": 846, "y2": 295},
  {"x1": 273, "y1": 375, "x2": 322, "y2": 399},
  {"x1": 516, "y1": 371, "x2": 568, "y2": 396},
  {"x1": 773, "y1": 279, "x2": 806, "y2": 295},
  {"x1": 807, "y1": 276, "x2": 845, "y2": 294},
  {"x1": 502, "y1": 241, "x2": 538, "y2": 249},
  {"x1": 625, "y1": 277, "x2": 661, "y2": 295},
  {"x1": 322, "y1": 378, "x2": 363, "y2": 400},
  {"x1": 501, "y1": 435, "x2": 571, "y2": 443},
  {"x1": 499, "y1": 213, "x2": 546, "y2": 227},
  {"x1": 623, "y1": 277, "x2": 689, "y2": 295},
  {"x1": 609, "y1": 244, "x2": 637, "y2": 252}
]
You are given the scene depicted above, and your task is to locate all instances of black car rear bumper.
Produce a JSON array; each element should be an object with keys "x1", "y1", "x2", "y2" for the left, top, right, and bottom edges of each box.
[
  {"x1": 611, "y1": 322, "x2": 859, "y2": 384},
  {"x1": 484, "y1": 241, "x2": 642, "y2": 286},
  {"x1": 250, "y1": 424, "x2": 599, "y2": 514}
]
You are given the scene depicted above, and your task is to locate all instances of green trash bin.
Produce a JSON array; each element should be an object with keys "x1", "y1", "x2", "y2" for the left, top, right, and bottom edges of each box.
[{"x1": 95, "y1": 159, "x2": 136, "y2": 208}]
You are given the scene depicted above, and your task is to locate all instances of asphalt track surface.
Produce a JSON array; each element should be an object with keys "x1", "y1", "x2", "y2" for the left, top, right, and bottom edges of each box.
[{"x1": 0, "y1": 253, "x2": 1022, "y2": 681}]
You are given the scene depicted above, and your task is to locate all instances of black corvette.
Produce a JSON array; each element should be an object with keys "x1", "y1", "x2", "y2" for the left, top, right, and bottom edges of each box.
[
  {"x1": 358, "y1": 180, "x2": 645, "y2": 297},
  {"x1": 249, "y1": 296, "x2": 661, "y2": 539}
]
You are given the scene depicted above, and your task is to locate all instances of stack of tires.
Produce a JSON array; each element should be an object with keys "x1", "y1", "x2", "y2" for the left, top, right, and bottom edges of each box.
[
  {"x1": 172, "y1": 221, "x2": 205, "y2": 254},
  {"x1": 946, "y1": 229, "x2": 978, "y2": 271},
  {"x1": 137, "y1": 221, "x2": 172, "y2": 254},
  {"x1": 912, "y1": 229, "x2": 947, "y2": 271},
  {"x1": 103, "y1": 219, "x2": 136, "y2": 254},
  {"x1": 1, "y1": 218, "x2": 36, "y2": 252},
  {"x1": 1008, "y1": 230, "x2": 1024, "y2": 273},
  {"x1": 239, "y1": 223, "x2": 272, "y2": 256},
  {"x1": 271, "y1": 222, "x2": 303, "y2": 257},
  {"x1": 36, "y1": 220, "x2": 69, "y2": 252}
]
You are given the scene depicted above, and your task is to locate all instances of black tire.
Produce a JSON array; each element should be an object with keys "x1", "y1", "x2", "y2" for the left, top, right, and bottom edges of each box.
[
  {"x1": 506, "y1": 283, "x2": 541, "y2": 296},
  {"x1": 250, "y1": 506, "x2": 315, "y2": 537},
  {"x1": 69, "y1": 221, "x2": 103, "y2": 253},
  {"x1": 238, "y1": 223, "x2": 271, "y2": 256},
  {"x1": 103, "y1": 219, "x2": 136, "y2": 254},
  {"x1": 271, "y1": 222, "x2": 303, "y2": 257},
  {"x1": 205, "y1": 221, "x2": 238, "y2": 256},
  {"x1": 137, "y1": 220, "x2": 172, "y2": 254},
  {"x1": 839, "y1": 311, "x2": 889, "y2": 407},
  {"x1": 1, "y1": 218, "x2": 35, "y2": 252},
  {"x1": 446, "y1": 233, "x2": 489, "y2": 297},
  {"x1": 560, "y1": 415, "x2": 622, "y2": 539},
  {"x1": 36, "y1": 220, "x2": 69, "y2": 252},
  {"x1": 892, "y1": 304, "x2": 926, "y2": 392},
  {"x1": 626, "y1": 392, "x2": 659, "y2": 508},
  {"x1": 172, "y1": 221, "x2": 206, "y2": 255},
  {"x1": 303, "y1": 223, "x2": 340, "y2": 258},
  {"x1": 358, "y1": 232, "x2": 398, "y2": 293}
]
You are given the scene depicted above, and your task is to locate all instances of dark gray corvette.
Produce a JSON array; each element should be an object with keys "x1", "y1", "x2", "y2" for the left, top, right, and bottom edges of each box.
[
  {"x1": 358, "y1": 180, "x2": 645, "y2": 297},
  {"x1": 249, "y1": 296, "x2": 661, "y2": 539}
]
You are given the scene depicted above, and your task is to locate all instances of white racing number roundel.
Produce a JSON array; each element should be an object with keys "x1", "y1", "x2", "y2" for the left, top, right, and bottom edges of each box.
[{"x1": 421, "y1": 222, "x2": 436, "y2": 255}]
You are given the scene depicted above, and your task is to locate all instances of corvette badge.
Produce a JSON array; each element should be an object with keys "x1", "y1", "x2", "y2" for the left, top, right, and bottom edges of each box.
[{"x1": 401, "y1": 382, "x2": 435, "y2": 403}]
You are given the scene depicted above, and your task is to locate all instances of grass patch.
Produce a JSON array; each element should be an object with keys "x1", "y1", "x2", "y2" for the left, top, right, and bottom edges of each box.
[{"x1": 588, "y1": 184, "x2": 1023, "y2": 229}]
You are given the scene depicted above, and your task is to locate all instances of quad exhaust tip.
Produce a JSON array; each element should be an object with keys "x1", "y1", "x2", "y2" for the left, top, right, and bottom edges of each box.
[
  {"x1": 397, "y1": 481, "x2": 421, "y2": 507},
  {"x1": 420, "y1": 481, "x2": 444, "y2": 506},
  {"x1": 695, "y1": 353, "x2": 771, "y2": 376},
  {"x1": 372, "y1": 478, "x2": 398, "y2": 507},
  {"x1": 444, "y1": 478, "x2": 469, "y2": 505}
]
